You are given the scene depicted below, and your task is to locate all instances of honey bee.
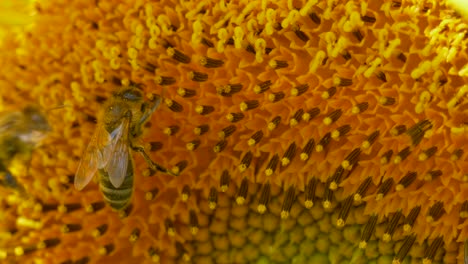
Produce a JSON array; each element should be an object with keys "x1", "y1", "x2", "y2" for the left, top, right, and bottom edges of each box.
[
  {"x1": 0, "y1": 105, "x2": 51, "y2": 191},
  {"x1": 74, "y1": 86, "x2": 175, "y2": 211}
]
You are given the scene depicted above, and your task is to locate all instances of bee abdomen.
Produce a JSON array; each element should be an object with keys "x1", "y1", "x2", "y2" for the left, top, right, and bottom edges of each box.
[
  {"x1": 100, "y1": 184, "x2": 133, "y2": 210},
  {"x1": 99, "y1": 168, "x2": 133, "y2": 211}
]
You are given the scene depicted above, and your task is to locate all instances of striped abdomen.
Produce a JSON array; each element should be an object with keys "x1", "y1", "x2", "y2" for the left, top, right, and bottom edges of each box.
[{"x1": 99, "y1": 157, "x2": 134, "y2": 211}]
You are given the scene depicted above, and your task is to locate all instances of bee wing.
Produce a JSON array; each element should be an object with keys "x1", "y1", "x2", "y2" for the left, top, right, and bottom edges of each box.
[
  {"x1": 105, "y1": 118, "x2": 130, "y2": 188},
  {"x1": 0, "y1": 111, "x2": 21, "y2": 134},
  {"x1": 74, "y1": 122, "x2": 125, "y2": 190}
]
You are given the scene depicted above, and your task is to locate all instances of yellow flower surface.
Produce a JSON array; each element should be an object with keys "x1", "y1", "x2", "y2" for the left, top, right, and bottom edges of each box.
[{"x1": 0, "y1": 0, "x2": 467, "y2": 263}]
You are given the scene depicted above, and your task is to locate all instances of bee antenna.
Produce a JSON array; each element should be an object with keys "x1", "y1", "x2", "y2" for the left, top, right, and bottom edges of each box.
[
  {"x1": 130, "y1": 81, "x2": 144, "y2": 88},
  {"x1": 45, "y1": 104, "x2": 71, "y2": 114}
]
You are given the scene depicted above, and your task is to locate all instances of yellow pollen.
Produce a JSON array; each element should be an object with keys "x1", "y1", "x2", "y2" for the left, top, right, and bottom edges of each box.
[
  {"x1": 289, "y1": 118, "x2": 298, "y2": 126},
  {"x1": 238, "y1": 164, "x2": 247, "y2": 173},
  {"x1": 236, "y1": 197, "x2": 246, "y2": 205},
  {"x1": 14, "y1": 247, "x2": 24, "y2": 256},
  {"x1": 418, "y1": 153, "x2": 428, "y2": 161},
  {"x1": 393, "y1": 156, "x2": 402, "y2": 164},
  {"x1": 323, "y1": 117, "x2": 332, "y2": 125},
  {"x1": 341, "y1": 160, "x2": 351, "y2": 169},
  {"x1": 353, "y1": 194, "x2": 362, "y2": 203},
  {"x1": 209, "y1": 202, "x2": 216, "y2": 210},
  {"x1": 359, "y1": 241, "x2": 367, "y2": 249},
  {"x1": 267, "y1": 122, "x2": 277, "y2": 131},
  {"x1": 257, "y1": 204, "x2": 267, "y2": 214},
  {"x1": 16, "y1": 217, "x2": 41, "y2": 229},
  {"x1": 322, "y1": 200, "x2": 332, "y2": 209},
  {"x1": 403, "y1": 224, "x2": 412, "y2": 232},
  {"x1": 315, "y1": 145, "x2": 324, "y2": 152}
]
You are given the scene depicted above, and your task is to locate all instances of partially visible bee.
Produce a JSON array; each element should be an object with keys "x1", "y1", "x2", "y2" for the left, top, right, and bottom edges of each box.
[
  {"x1": 0, "y1": 105, "x2": 51, "y2": 191},
  {"x1": 74, "y1": 86, "x2": 176, "y2": 211}
]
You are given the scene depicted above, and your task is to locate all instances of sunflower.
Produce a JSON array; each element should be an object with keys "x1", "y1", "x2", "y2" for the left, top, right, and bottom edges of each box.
[{"x1": 0, "y1": 0, "x2": 467, "y2": 263}]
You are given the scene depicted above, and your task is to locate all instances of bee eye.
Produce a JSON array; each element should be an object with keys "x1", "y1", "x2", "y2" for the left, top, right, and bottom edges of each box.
[
  {"x1": 31, "y1": 113, "x2": 46, "y2": 124},
  {"x1": 122, "y1": 89, "x2": 142, "y2": 101},
  {"x1": 32, "y1": 115, "x2": 40, "y2": 122}
]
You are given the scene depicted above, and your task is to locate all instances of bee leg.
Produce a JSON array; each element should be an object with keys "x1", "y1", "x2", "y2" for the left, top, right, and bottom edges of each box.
[
  {"x1": 0, "y1": 164, "x2": 25, "y2": 193},
  {"x1": 130, "y1": 145, "x2": 178, "y2": 176},
  {"x1": 0, "y1": 164, "x2": 12, "y2": 187}
]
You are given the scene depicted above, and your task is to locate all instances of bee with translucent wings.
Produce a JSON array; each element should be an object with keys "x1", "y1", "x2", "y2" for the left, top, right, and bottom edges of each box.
[
  {"x1": 74, "y1": 85, "x2": 176, "y2": 211},
  {"x1": 0, "y1": 105, "x2": 50, "y2": 191}
]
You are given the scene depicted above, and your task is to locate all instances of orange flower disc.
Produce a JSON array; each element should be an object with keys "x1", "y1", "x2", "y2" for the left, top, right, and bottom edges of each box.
[{"x1": 0, "y1": 0, "x2": 467, "y2": 263}]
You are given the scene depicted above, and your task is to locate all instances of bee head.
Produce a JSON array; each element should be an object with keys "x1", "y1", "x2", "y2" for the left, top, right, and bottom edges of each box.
[
  {"x1": 115, "y1": 86, "x2": 143, "y2": 102},
  {"x1": 23, "y1": 106, "x2": 51, "y2": 132}
]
